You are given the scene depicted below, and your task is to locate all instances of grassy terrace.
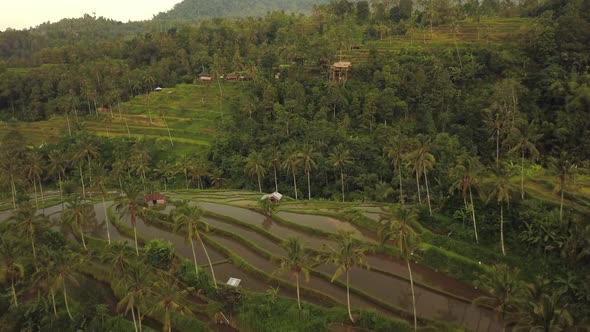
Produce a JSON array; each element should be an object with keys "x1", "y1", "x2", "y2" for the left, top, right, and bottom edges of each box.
[{"x1": 0, "y1": 83, "x2": 242, "y2": 154}]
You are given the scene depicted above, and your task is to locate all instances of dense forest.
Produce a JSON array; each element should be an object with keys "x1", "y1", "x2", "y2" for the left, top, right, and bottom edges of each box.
[{"x1": 1, "y1": 0, "x2": 590, "y2": 331}]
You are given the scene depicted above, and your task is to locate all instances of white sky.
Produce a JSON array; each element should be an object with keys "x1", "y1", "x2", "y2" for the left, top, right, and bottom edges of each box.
[{"x1": 1, "y1": 0, "x2": 183, "y2": 31}]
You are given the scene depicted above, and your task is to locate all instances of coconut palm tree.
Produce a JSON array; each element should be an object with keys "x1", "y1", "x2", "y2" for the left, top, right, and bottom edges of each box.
[
  {"x1": 0, "y1": 239, "x2": 25, "y2": 307},
  {"x1": 407, "y1": 136, "x2": 435, "y2": 215},
  {"x1": 171, "y1": 201, "x2": 217, "y2": 286},
  {"x1": 549, "y1": 152, "x2": 577, "y2": 222},
  {"x1": 512, "y1": 284, "x2": 574, "y2": 332},
  {"x1": 100, "y1": 241, "x2": 132, "y2": 278},
  {"x1": 282, "y1": 151, "x2": 301, "y2": 200},
  {"x1": 0, "y1": 156, "x2": 21, "y2": 210},
  {"x1": 384, "y1": 136, "x2": 406, "y2": 204},
  {"x1": 63, "y1": 196, "x2": 94, "y2": 251},
  {"x1": 299, "y1": 145, "x2": 318, "y2": 200},
  {"x1": 325, "y1": 231, "x2": 366, "y2": 323},
  {"x1": 24, "y1": 149, "x2": 46, "y2": 209},
  {"x1": 329, "y1": 144, "x2": 353, "y2": 202},
  {"x1": 487, "y1": 167, "x2": 513, "y2": 256},
  {"x1": 275, "y1": 237, "x2": 310, "y2": 310},
  {"x1": 33, "y1": 248, "x2": 61, "y2": 316},
  {"x1": 506, "y1": 120, "x2": 542, "y2": 199},
  {"x1": 115, "y1": 183, "x2": 145, "y2": 256},
  {"x1": 73, "y1": 135, "x2": 100, "y2": 198},
  {"x1": 10, "y1": 202, "x2": 48, "y2": 262},
  {"x1": 266, "y1": 147, "x2": 282, "y2": 192},
  {"x1": 176, "y1": 155, "x2": 193, "y2": 190},
  {"x1": 449, "y1": 155, "x2": 483, "y2": 243},
  {"x1": 190, "y1": 160, "x2": 210, "y2": 190},
  {"x1": 380, "y1": 205, "x2": 421, "y2": 330},
  {"x1": 474, "y1": 264, "x2": 524, "y2": 331},
  {"x1": 91, "y1": 163, "x2": 112, "y2": 244},
  {"x1": 117, "y1": 261, "x2": 153, "y2": 332},
  {"x1": 53, "y1": 250, "x2": 84, "y2": 321},
  {"x1": 130, "y1": 141, "x2": 151, "y2": 190},
  {"x1": 47, "y1": 150, "x2": 68, "y2": 209},
  {"x1": 155, "y1": 160, "x2": 177, "y2": 191},
  {"x1": 151, "y1": 275, "x2": 194, "y2": 332},
  {"x1": 245, "y1": 151, "x2": 267, "y2": 193}
]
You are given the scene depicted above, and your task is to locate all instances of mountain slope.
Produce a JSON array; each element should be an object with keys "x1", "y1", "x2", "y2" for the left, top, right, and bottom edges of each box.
[{"x1": 156, "y1": 0, "x2": 330, "y2": 20}]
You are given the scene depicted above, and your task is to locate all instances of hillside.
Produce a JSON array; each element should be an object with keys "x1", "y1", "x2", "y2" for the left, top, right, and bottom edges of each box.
[{"x1": 155, "y1": 0, "x2": 330, "y2": 20}]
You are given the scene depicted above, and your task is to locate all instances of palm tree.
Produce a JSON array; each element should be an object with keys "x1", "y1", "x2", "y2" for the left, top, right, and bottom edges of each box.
[
  {"x1": 487, "y1": 167, "x2": 513, "y2": 256},
  {"x1": 130, "y1": 141, "x2": 151, "y2": 190},
  {"x1": 73, "y1": 135, "x2": 99, "y2": 198},
  {"x1": 380, "y1": 205, "x2": 420, "y2": 330},
  {"x1": 0, "y1": 156, "x2": 21, "y2": 210},
  {"x1": 115, "y1": 183, "x2": 145, "y2": 256},
  {"x1": 267, "y1": 147, "x2": 281, "y2": 192},
  {"x1": 0, "y1": 239, "x2": 25, "y2": 307},
  {"x1": 407, "y1": 136, "x2": 435, "y2": 215},
  {"x1": 189, "y1": 160, "x2": 209, "y2": 190},
  {"x1": 299, "y1": 145, "x2": 318, "y2": 200},
  {"x1": 24, "y1": 150, "x2": 45, "y2": 209},
  {"x1": 10, "y1": 202, "x2": 47, "y2": 262},
  {"x1": 512, "y1": 285, "x2": 574, "y2": 332},
  {"x1": 282, "y1": 151, "x2": 301, "y2": 200},
  {"x1": 33, "y1": 249, "x2": 61, "y2": 316},
  {"x1": 325, "y1": 231, "x2": 366, "y2": 323},
  {"x1": 63, "y1": 196, "x2": 93, "y2": 251},
  {"x1": 151, "y1": 275, "x2": 194, "y2": 332},
  {"x1": 549, "y1": 152, "x2": 577, "y2": 222},
  {"x1": 53, "y1": 250, "x2": 83, "y2": 321},
  {"x1": 449, "y1": 155, "x2": 483, "y2": 243},
  {"x1": 176, "y1": 155, "x2": 193, "y2": 190},
  {"x1": 172, "y1": 201, "x2": 217, "y2": 286},
  {"x1": 100, "y1": 241, "x2": 132, "y2": 278},
  {"x1": 275, "y1": 237, "x2": 310, "y2": 310},
  {"x1": 117, "y1": 261, "x2": 153, "y2": 332},
  {"x1": 329, "y1": 144, "x2": 353, "y2": 202},
  {"x1": 155, "y1": 160, "x2": 177, "y2": 191},
  {"x1": 245, "y1": 151, "x2": 267, "y2": 193},
  {"x1": 92, "y1": 163, "x2": 112, "y2": 244},
  {"x1": 506, "y1": 120, "x2": 542, "y2": 199},
  {"x1": 384, "y1": 135, "x2": 406, "y2": 204},
  {"x1": 47, "y1": 150, "x2": 68, "y2": 209},
  {"x1": 474, "y1": 264, "x2": 524, "y2": 331}
]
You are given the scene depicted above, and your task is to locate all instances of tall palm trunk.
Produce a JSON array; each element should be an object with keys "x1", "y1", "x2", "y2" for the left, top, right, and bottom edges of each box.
[
  {"x1": 500, "y1": 204, "x2": 505, "y2": 256},
  {"x1": 340, "y1": 169, "x2": 345, "y2": 202},
  {"x1": 398, "y1": 165, "x2": 404, "y2": 204},
  {"x1": 130, "y1": 305, "x2": 139, "y2": 332},
  {"x1": 38, "y1": 176, "x2": 45, "y2": 211},
  {"x1": 407, "y1": 259, "x2": 417, "y2": 331},
  {"x1": 423, "y1": 168, "x2": 432, "y2": 216},
  {"x1": 102, "y1": 196, "x2": 111, "y2": 245},
  {"x1": 79, "y1": 165, "x2": 86, "y2": 199},
  {"x1": 185, "y1": 171, "x2": 189, "y2": 190},
  {"x1": 63, "y1": 282, "x2": 73, "y2": 320},
  {"x1": 469, "y1": 187, "x2": 478, "y2": 243},
  {"x1": 257, "y1": 173, "x2": 262, "y2": 193},
  {"x1": 87, "y1": 157, "x2": 92, "y2": 185},
  {"x1": 30, "y1": 233, "x2": 37, "y2": 261},
  {"x1": 10, "y1": 175, "x2": 17, "y2": 210},
  {"x1": 307, "y1": 171, "x2": 311, "y2": 200},
  {"x1": 415, "y1": 171, "x2": 422, "y2": 204},
  {"x1": 51, "y1": 291, "x2": 57, "y2": 316},
  {"x1": 66, "y1": 113, "x2": 72, "y2": 136},
  {"x1": 58, "y1": 173, "x2": 64, "y2": 210},
  {"x1": 11, "y1": 278, "x2": 18, "y2": 307},
  {"x1": 189, "y1": 236, "x2": 199, "y2": 275},
  {"x1": 79, "y1": 217, "x2": 87, "y2": 250},
  {"x1": 32, "y1": 178, "x2": 39, "y2": 209},
  {"x1": 495, "y1": 130, "x2": 500, "y2": 168},
  {"x1": 273, "y1": 165, "x2": 278, "y2": 192},
  {"x1": 137, "y1": 306, "x2": 143, "y2": 332},
  {"x1": 346, "y1": 270, "x2": 354, "y2": 322},
  {"x1": 559, "y1": 187, "x2": 564, "y2": 222},
  {"x1": 292, "y1": 170, "x2": 298, "y2": 200},
  {"x1": 133, "y1": 226, "x2": 139, "y2": 256},
  {"x1": 520, "y1": 150, "x2": 525, "y2": 199},
  {"x1": 199, "y1": 236, "x2": 217, "y2": 289},
  {"x1": 295, "y1": 273, "x2": 301, "y2": 310}
]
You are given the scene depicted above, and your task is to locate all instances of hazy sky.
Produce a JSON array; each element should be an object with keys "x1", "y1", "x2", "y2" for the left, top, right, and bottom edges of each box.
[{"x1": 1, "y1": 0, "x2": 182, "y2": 31}]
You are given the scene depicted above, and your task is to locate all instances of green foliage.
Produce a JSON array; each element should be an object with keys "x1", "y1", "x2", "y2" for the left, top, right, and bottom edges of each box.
[{"x1": 144, "y1": 239, "x2": 176, "y2": 270}]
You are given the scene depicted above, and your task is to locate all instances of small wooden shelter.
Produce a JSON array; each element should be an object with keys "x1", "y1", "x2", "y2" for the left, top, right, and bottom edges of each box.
[
  {"x1": 144, "y1": 193, "x2": 166, "y2": 206},
  {"x1": 260, "y1": 192, "x2": 283, "y2": 203},
  {"x1": 330, "y1": 61, "x2": 352, "y2": 82},
  {"x1": 198, "y1": 71, "x2": 212, "y2": 82}
]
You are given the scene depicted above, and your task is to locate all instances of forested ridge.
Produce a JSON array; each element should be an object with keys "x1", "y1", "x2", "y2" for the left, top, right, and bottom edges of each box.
[{"x1": 1, "y1": 0, "x2": 590, "y2": 331}]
